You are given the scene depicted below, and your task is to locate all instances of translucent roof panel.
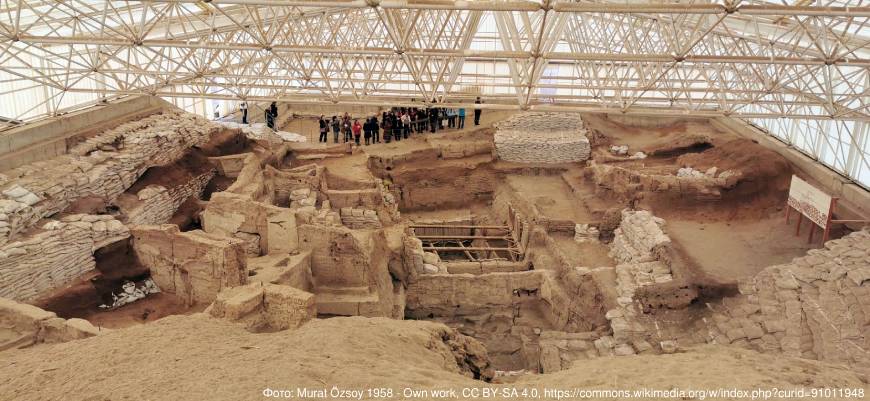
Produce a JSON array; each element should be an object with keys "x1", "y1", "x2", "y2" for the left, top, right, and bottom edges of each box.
[{"x1": 0, "y1": 0, "x2": 868, "y2": 187}]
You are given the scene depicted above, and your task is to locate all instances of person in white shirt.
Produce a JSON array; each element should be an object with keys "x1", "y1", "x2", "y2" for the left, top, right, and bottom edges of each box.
[
  {"x1": 239, "y1": 100, "x2": 248, "y2": 124},
  {"x1": 401, "y1": 113, "x2": 411, "y2": 139}
]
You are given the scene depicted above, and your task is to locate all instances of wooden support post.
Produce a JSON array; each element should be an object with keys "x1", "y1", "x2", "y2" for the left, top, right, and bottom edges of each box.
[
  {"x1": 785, "y1": 204, "x2": 791, "y2": 223},
  {"x1": 456, "y1": 240, "x2": 476, "y2": 261},
  {"x1": 795, "y1": 214, "x2": 802, "y2": 236},
  {"x1": 822, "y1": 198, "x2": 838, "y2": 243}
]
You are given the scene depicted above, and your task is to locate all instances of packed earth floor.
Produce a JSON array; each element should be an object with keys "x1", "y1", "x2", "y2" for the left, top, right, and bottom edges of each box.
[{"x1": 0, "y1": 103, "x2": 868, "y2": 400}]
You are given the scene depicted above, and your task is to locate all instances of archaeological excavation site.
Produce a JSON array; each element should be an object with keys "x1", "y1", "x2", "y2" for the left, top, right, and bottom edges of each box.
[
  {"x1": 0, "y1": 96, "x2": 868, "y2": 400},
  {"x1": 1, "y1": 1, "x2": 869, "y2": 400}
]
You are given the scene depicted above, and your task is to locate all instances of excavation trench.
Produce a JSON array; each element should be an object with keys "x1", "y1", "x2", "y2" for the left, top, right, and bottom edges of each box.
[{"x1": 403, "y1": 212, "x2": 607, "y2": 373}]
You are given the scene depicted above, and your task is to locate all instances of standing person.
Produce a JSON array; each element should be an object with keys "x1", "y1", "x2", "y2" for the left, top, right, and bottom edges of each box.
[
  {"x1": 265, "y1": 109, "x2": 274, "y2": 130},
  {"x1": 419, "y1": 109, "x2": 427, "y2": 133},
  {"x1": 382, "y1": 116, "x2": 392, "y2": 143},
  {"x1": 239, "y1": 100, "x2": 248, "y2": 124},
  {"x1": 372, "y1": 116, "x2": 380, "y2": 143},
  {"x1": 474, "y1": 97, "x2": 482, "y2": 125},
  {"x1": 409, "y1": 109, "x2": 417, "y2": 134},
  {"x1": 401, "y1": 112, "x2": 411, "y2": 139},
  {"x1": 429, "y1": 107, "x2": 439, "y2": 133},
  {"x1": 387, "y1": 112, "x2": 397, "y2": 142},
  {"x1": 458, "y1": 107, "x2": 466, "y2": 129},
  {"x1": 363, "y1": 118, "x2": 372, "y2": 145},
  {"x1": 446, "y1": 108, "x2": 456, "y2": 128},
  {"x1": 318, "y1": 115, "x2": 328, "y2": 143},
  {"x1": 352, "y1": 119, "x2": 362, "y2": 145},
  {"x1": 269, "y1": 102, "x2": 278, "y2": 128},
  {"x1": 393, "y1": 113, "x2": 403, "y2": 141},
  {"x1": 331, "y1": 116, "x2": 340, "y2": 143},
  {"x1": 342, "y1": 113, "x2": 352, "y2": 142}
]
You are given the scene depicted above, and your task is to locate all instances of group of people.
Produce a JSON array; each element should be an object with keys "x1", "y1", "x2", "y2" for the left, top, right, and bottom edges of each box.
[{"x1": 316, "y1": 97, "x2": 484, "y2": 145}]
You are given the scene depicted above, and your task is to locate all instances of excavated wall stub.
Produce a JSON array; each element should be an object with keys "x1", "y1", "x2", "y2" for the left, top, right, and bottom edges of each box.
[
  {"x1": 366, "y1": 146, "x2": 498, "y2": 212},
  {"x1": 589, "y1": 161, "x2": 738, "y2": 203},
  {"x1": 298, "y1": 224, "x2": 398, "y2": 318},
  {"x1": 405, "y1": 270, "x2": 546, "y2": 317},
  {"x1": 209, "y1": 153, "x2": 251, "y2": 178},
  {"x1": 0, "y1": 297, "x2": 105, "y2": 351},
  {"x1": 130, "y1": 225, "x2": 248, "y2": 306},
  {"x1": 247, "y1": 251, "x2": 314, "y2": 293},
  {"x1": 206, "y1": 282, "x2": 316, "y2": 332},
  {"x1": 202, "y1": 191, "x2": 299, "y2": 256}
]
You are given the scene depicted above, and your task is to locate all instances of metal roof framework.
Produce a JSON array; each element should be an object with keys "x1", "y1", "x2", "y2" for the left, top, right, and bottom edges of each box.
[{"x1": 0, "y1": 0, "x2": 868, "y2": 185}]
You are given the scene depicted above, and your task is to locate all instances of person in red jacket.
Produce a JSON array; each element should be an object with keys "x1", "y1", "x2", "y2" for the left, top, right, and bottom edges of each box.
[{"x1": 352, "y1": 119, "x2": 362, "y2": 145}]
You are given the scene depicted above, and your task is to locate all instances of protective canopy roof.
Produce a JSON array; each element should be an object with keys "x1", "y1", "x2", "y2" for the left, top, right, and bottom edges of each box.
[{"x1": 1, "y1": 0, "x2": 868, "y2": 186}]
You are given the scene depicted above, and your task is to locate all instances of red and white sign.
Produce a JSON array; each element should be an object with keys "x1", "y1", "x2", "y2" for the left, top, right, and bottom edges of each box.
[{"x1": 787, "y1": 175, "x2": 832, "y2": 228}]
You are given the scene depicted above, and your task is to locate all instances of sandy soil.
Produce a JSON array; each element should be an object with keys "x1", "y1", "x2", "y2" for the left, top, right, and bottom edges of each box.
[
  {"x1": 506, "y1": 176, "x2": 594, "y2": 223},
  {"x1": 552, "y1": 234, "x2": 615, "y2": 268},
  {"x1": 0, "y1": 315, "x2": 864, "y2": 400},
  {"x1": 80, "y1": 294, "x2": 205, "y2": 329},
  {"x1": 666, "y1": 213, "x2": 819, "y2": 281}
]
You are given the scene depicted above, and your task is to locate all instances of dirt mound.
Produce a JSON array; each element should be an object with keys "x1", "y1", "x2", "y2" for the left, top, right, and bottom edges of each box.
[
  {"x1": 1, "y1": 315, "x2": 864, "y2": 400},
  {"x1": 527, "y1": 345, "x2": 866, "y2": 397},
  {"x1": 677, "y1": 138, "x2": 791, "y2": 181},
  {"x1": 126, "y1": 149, "x2": 215, "y2": 193}
]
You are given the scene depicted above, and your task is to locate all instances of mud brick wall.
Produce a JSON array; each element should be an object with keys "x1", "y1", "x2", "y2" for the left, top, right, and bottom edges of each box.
[
  {"x1": 494, "y1": 112, "x2": 591, "y2": 164},
  {"x1": 325, "y1": 189, "x2": 382, "y2": 209},
  {"x1": 339, "y1": 208, "x2": 381, "y2": 229},
  {"x1": 603, "y1": 210, "x2": 681, "y2": 355},
  {"x1": 405, "y1": 270, "x2": 545, "y2": 318},
  {"x1": 297, "y1": 224, "x2": 397, "y2": 317},
  {"x1": 0, "y1": 214, "x2": 129, "y2": 302},
  {"x1": 438, "y1": 140, "x2": 493, "y2": 159},
  {"x1": 125, "y1": 169, "x2": 216, "y2": 226},
  {"x1": 202, "y1": 192, "x2": 298, "y2": 255},
  {"x1": 224, "y1": 153, "x2": 274, "y2": 203},
  {"x1": 298, "y1": 224, "x2": 378, "y2": 288},
  {"x1": 393, "y1": 162, "x2": 498, "y2": 211},
  {"x1": 130, "y1": 225, "x2": 248, "y2": 305},
  {"x1": 267, "y1": 164, "x2": 326, "y2": 207},
  {"x1": 538, "y1": 330, "x2": 603, "y2": 373},
  {"x1": 702, "y1": 229, "x2": 870, "y2": 373},
  {"x1": 590, "y1": 161, "x2": 740, "y2": 201},
  {"x1": 207, "y1": 283, "x2": 315, "y2": 332},
  {"x1": 0, "y1": 297, "x2": 104, "y2": 349},
  {"x1": 0, "y1": 111, "x2": 218, "y2": 246},
  {"x1": 609, "y1": 209, "x2": 671, "y2": 264}
]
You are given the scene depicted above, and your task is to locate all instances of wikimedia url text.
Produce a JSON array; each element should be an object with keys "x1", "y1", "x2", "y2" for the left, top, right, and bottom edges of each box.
[{"x1": 261, "y1": 386, "x2": 865, "y2": 400}]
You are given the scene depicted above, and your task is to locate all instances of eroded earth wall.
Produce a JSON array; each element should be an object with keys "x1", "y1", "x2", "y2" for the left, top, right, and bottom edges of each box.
[
  {"x1": 130, "y1": 225, "x2": 248, "y2": 305},
  {"x1": 0, "y1": 215, "x2": 129, "y2": 302},
  {"x1": 0, "y1": 111, "x2": 218, "y2": 245}
]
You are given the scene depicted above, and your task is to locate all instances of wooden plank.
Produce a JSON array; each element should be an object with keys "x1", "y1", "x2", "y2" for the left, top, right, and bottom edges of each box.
[
  {"x1": 422, "y1": 246, "x2": 516, "y2": 252},
  {"x1": 417, "y1": 235, "x2": 511, "y2": 240},
  {"x1": 410, "y1": 225, "x2": 509, "y2": 229},
  {"x1": 456, "y1": 240, "x2": 476, "y2": 261}
]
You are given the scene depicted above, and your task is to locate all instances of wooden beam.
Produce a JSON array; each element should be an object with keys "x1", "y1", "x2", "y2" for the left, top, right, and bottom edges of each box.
[
  {"x1": 422, "y1": 246, "x2": 516, "y2": 252},
  {"x1": 417, "y1": 235, "x2": 511, "y2": 240},
  {"x1": 411, "y1": 225, "x2": 509, "y2": 229}
]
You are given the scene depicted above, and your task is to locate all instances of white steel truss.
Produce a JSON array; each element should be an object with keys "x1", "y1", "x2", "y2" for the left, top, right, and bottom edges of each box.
[{"x1": 0, "y1": 0, "x2": 869, "y2": 186}]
